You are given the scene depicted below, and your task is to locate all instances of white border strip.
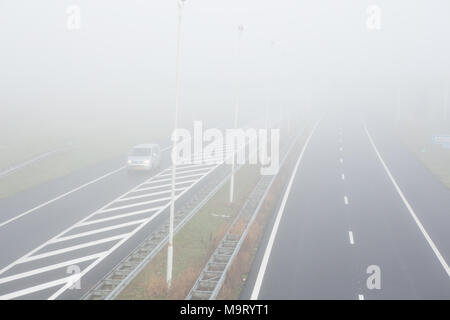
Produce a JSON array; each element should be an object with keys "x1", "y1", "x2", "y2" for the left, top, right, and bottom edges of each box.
[
  {"x1": 363, "y1": 121, "x2": 450, "y2": 278},
  {"x1": 0, "y1": 166, "x2": 125, "y2": 228},
  {"x1": 0, "y1": 252, "x2": 105, "y2": 285},
  {"x1": 250, "y1": 119, "x2": 321, "y2": 300}
]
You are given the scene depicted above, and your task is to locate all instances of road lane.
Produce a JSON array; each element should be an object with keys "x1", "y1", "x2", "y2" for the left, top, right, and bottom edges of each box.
[
  {"x1": 246, "y1": 114, "x2": 450, "y2": 299},
  {"x1": 0, "y1": 115, "x2": 274, "y2": 299},
  {"x1": 342, "y1": 119, "x2": 450, "y2": 299},
  {"x1": 251, "y1": 117, "x2": 355, "y2": 299},
  {"x1": 0, "y1": 142, "x2": 237, "y2": 299},
  {"x1": 0, "y1": 153, "x2": 169, "y2": 273}
]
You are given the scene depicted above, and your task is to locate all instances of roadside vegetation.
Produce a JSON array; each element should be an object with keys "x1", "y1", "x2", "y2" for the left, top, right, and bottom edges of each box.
[
  {"x1": 398, "y1": 119, "x2": 450, "y2": 189},
  {"x1": 216, "y1": 130, "x2": 307, "y2": 299},
  {"x1": 0, "y1": 115, "x2": 172, "y2": 198},
  {"x1": 117, "y1": 164, "x2": 261, "y2": 300}
]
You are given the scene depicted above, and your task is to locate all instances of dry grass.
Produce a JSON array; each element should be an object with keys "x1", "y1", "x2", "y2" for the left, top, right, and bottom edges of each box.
[
  {"x1": 398, "y1": 120, "x2": 450, "y2": 189},
  {"x1": 117, "y1": 165, "x2": 261, "y2": 300},
  {"x1": 217, "y1": 135, "x2": 305, "y2": 300}
]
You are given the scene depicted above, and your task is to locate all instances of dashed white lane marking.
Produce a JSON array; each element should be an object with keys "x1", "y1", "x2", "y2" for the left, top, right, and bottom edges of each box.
[
  {"x1": 340, "y1": 158, "x2": 344, "y2": 164},
  {"x1": 358, "y1": 294, "x2": 365, "y2": 300},
  {"x1": 344, "y1": 196, "x2": 349, "y2": 205},
  {"x1": 0, "y1": 146, "x2": 174, "y2": 229},
  {"x1": 341, "y1": 173, "x2": 345, "y2": 180},
  {"x1": 46, "y1": 139, "x2": 254, "y2": 300},
  {"x1": 250, "y1": 119, "x2": 322, "y2": 300},
  {"x1": 348, "y1": 231, "x2": 355, "y2": 245},
  {"x1": 0, "y1": 140, "x2": 248, "y2": 299},
  {"x1": 339, "y1": 147, "x2": 343, "y2": 152},
  {"x1": 364, "y1": 121, "x2": 450, "y2": 278}
]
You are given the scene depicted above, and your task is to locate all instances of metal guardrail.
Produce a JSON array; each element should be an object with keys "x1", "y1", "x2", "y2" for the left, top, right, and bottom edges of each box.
[
  {"x1": 186, "y1": 128, "x2": 304, "y2": 300},
  {"x1": 83, "y1": 162, "x2": 242, "y2": 300},
  {"x1": 185, "y1": 175, "x2": 272, "y2": 300},
  {"x1": 83, "y1": 128, "x2": 258, "y2": 299},
  {"x1": 83, "y1": 116, "x2": 291, "y2": 300}
]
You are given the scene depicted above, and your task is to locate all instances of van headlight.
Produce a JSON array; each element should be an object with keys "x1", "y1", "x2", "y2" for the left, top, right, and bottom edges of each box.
[
  {"x1": 127, "y1": 160, "x2": 132, "y2": 164},
  {"x1": 144, "y1": 160, "x2": 150, "y2": 165}
]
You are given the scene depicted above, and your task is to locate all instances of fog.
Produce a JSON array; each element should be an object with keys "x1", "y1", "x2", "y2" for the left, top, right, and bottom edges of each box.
[
  {"x1": 2, "y1": 1, "x2": 450, "y2": 301},
  {"x1": 1, "y1": 0, "x2": 450, "y2": 161}
]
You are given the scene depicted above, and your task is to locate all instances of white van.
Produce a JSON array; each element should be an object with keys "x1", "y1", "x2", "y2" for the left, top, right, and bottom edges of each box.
[{"x1": 127, "y1": 144, "x2": 161, "y2": 172}]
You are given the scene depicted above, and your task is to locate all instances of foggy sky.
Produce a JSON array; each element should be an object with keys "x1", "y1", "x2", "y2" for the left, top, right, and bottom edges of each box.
[{"x1": 1, "y1": 0, "x2": 450, "y2": 131}]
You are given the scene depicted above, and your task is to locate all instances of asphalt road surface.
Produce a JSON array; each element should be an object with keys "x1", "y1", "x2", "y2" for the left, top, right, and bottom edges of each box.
[
  {"x1": 0, "y1": 140, "x2": 236, "y2": 299},
  {"x1": 0, "y1": 113, "x2": 273, "y2": 300},
  {"x1": 243, "y1": 114, "x2": 450, "y2": 300}
]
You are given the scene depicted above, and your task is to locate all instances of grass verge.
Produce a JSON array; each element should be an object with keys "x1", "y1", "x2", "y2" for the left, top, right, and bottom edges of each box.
[
  {"x1": 398, "y1": 120, "x2": 450, "y2": 189},
  {"x1": 216, "y1": 130, "x2": 308, "y2": 299},
  {"x1": 0, "y1": 127, "x2": 169, "y2": 199},
  {"x1": 117, "y1": 164, "x2": 261, "y2": 300}
]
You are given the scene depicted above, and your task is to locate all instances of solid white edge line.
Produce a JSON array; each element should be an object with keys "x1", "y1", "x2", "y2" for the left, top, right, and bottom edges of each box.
[
  {"x1": 156, "y1": 166, "x2": 212, "y2": 178},
  {"x1": 49, "y1": 219, "x2": 148, "y2": 243},
  {"x1": 0, "y1": 122, "x2": 262, "y2": 299},
  {"x1": 0, "y1": 252, "x2": 106, "y2": 285},
  {"x1": 0, "y1": 146, "x2": 73, "y2": 178},
  {"x1": 116, "y1": 188, "x2": 184, "y2": 202},
  {"x1": 0, "y1": 146, "x2": 175, "y2": 229},
  {"x1": 0, "y1": 166, "x2": 125, "y2": 228},
  {"x1": 20, "y1": 234, "x2": 129, "y2": 263},
  {"x1": 174, "y1": 163, "x2": 216, "y2": 170},
  {"x1": 364, "y1": 121, "x2": 450, "y2": 278},
  {"x1": 1, "y1": 158, "x2": 220, "y2": 299},
  {"x1": 46, "y1": 219, "x2": 151, "y2": 300},
  {"x1": 250, "y1": 119, "x2": 321, "y2": 300},
  {"x1": 99, "y1": 196, "x2": 172, "y2": 213},
  {"x1": 0, "y1": 277, "x2": 72, "y2": 300},
  {"x1": 144, "y1": 172, "x2": 205, "y2": 184},
  {"x1": 133, "y1": 179, "x2": 195, "y2": 193},
  {"x1": 79, "y1": 207, "x2": 163, "y2": 226}
]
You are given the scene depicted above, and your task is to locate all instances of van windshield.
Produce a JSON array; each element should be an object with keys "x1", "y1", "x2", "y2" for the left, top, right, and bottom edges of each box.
[{"x1": 130, "y1": 148, "x2": 152, "y2": 156}]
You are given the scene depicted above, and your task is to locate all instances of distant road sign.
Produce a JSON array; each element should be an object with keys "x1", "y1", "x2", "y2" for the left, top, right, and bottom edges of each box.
[{"x1": 432, "y1": 135, "x2": 450, "y2": 149}]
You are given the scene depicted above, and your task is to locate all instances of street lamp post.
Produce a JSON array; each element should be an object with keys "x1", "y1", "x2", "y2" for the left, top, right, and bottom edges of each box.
[
  {"x1": 167, "y1": 0, "x2": 186, "y2": 290},
  {"x1": 229, "y1": 24, "x2": 244, "y2": 204}
]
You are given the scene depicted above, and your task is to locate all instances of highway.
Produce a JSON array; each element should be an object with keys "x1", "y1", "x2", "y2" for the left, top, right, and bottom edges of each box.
[
  {"x1": 0, "y1": 116, "x2": 272, "y2": 300},
  {"x1": 0, "y1": 145, "x2": 169, "y2": 299},
  {"x1": 244, "y1": 114, "x2": 450, "y2": 300},
  {"x1": 2, "y1": 113, "x2": 450, "y2": 300},
  {"x1": 0, "y1": 138, "x2": 236, "y2": 299}
]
